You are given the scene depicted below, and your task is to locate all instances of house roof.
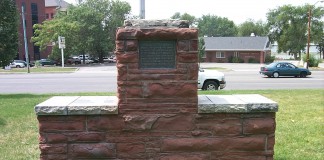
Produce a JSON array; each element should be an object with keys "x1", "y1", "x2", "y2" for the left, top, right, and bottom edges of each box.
[
  {"x1": 204, "y1": 37, "x2": 270, "y2": 51},
  {"x1": 45, "y1": 0, "x2": 70, "y2": 8}
]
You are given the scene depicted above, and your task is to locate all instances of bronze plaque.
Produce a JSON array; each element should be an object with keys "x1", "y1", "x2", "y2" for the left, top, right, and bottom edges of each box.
[{"x1": 139, "y1": 41, "x2": 176, "y2": 69}]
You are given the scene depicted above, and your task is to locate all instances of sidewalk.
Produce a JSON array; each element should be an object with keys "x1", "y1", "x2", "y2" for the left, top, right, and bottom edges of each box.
[
  {"x1": 200, "y1": 62, "x2": 324, "y2": 71},
  {"x1": 199, "y1": 63, "x2": 264, "y2": 71}
]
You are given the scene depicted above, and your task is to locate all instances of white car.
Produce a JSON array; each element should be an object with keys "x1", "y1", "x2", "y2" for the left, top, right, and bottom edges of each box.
[
  {"x1": 198, "y1": 68, "x2": 226, "y2": 90},
  {"x1": 10, "y1": 60, "x2": 25, "y2": 68}
]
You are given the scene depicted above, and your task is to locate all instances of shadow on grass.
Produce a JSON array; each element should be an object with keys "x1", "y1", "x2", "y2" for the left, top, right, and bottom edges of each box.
[
  {"x1": 0, "y1": 94, "x2": 46, "y2": 99},
  {"x1": 0, "y1": 117, "x2": 6, "y2": 126}
]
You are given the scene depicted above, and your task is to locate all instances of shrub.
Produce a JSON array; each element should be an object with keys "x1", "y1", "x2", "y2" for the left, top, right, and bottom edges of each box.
[
  {"x1": 265, "y1": 55, "x2": 275, "y2": 63},
  {"x1": 248, "y1": 58, "x2": 259, "y2": 63},
  {"x1": 229, "y1": 56, "x2": 244, "y2": 63},
  {"x1": 302, "y1": 54, "x2": 322, "y2": 67}
]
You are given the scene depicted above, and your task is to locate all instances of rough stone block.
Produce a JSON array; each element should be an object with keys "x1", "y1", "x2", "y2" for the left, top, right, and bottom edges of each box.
[
  {"x1": 40, "y1": 144, "x2": 67, "y2": 154},
  {"x1": 243, "y1": 118, "x2": 275, "y2": 134},
  {"x1": 161, "y1": 136, "x2": 265, "y2": 152},
  {"x1": 69, "y1": 143, "x2": 116, "y2": 158}
]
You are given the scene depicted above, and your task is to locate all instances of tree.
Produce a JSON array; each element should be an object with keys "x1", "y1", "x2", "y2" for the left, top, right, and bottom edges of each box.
[
  {"x1": 197, "y1": 14, "x2": 237, "y2": 37},
  {"x1": 317, "y1": 37, "x2": 324, "y2": 59},
  {"x1": 170, "y1": 12, "x2": 196, "y2": 27},
  {"x1": 198, "y1": 37, "x2": 205, "y2": 63},
  {"x1": 238, "y1": 19, "x2": 268, "y2": 36},
  {"x1": 0, "y1": 0, "x2": 19, "y2": 68},
  {"x1": 267, "y1": 4, "x2": 324, "y2": 59},
  {"x1": 32, "y1": 0, "x2": 131, "y2": 62}
]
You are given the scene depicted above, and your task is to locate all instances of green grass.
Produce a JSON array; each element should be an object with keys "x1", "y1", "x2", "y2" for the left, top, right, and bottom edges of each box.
[
  {"x1": 0, "y1": 90, "x2": 323, "y2": 159},
  {"x1": 0, "y1": 67, "x2": 78, "y2": 73},
  {"x1": 200, "y1": 67, "x2": 229, "y2": 71}
]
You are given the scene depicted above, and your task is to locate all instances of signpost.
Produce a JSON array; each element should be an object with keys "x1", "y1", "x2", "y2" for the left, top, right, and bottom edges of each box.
[{"x1": 58, "y1": 36, "x2": 65, "y2": 67}]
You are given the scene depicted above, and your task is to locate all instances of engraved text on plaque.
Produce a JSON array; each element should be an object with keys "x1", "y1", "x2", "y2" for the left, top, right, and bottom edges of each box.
[{"x1": 139, "y1": 41, "x2": 176, "y2": 69}]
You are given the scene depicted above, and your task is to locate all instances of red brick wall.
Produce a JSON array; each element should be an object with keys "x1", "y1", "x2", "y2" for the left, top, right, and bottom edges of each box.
[
  {"x1": 38, "y1": 113, "x2": 276, "y2": 159},
  {"x1": 205, "y1": 51, "x2": 263, "y2": 63},
  {"x1": 15, "y1": 0, "x2": 45, "y2": 61}
]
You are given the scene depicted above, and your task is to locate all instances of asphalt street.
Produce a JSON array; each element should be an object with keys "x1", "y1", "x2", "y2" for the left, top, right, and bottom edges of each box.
[{"x1": 0, "y1": 63, "x2": 323, "y2": 94}]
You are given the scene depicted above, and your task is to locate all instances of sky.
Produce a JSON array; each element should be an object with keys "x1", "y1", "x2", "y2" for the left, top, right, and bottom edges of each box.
[{"x1": 65, "y1": 0, "x2": 323, "y2": 25}]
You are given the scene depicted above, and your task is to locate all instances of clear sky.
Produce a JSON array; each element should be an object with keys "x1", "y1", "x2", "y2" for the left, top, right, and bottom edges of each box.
[{"x1": 65, "y1": 0, "x2": 323, "y2": 25}]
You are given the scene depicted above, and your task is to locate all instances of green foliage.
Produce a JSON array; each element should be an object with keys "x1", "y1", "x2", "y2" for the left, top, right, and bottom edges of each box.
[
  {"x1": 302, "y1": 54, "x2": 322, "y2": 67},
  {"x1": 248, "y1": 58, "x2": 259, "y2": 63},
  {"x1": 228, "y1": 56, "x2": 244, "y2": 63},
  {"x1": 170, "y1": 12, "x2": 196, "y2": 27},
  {"x1": 238, "y1": 19, "x2": 268, "y2": 36},
  {"x1": 317, "y1": 37, "x2": 324, "y2": 58},
  {"x1": 32, "y1": 0, "x2": 131, "y2": 62},
  {"x1": 0, "y1": 0, "x2": 19, "y2": 68},
  {"x1": 265, "y1": 54, "x2": 275, "y2": 63},
  {"x1": 198, "y1": 37, "x2": 205, "y2": 63},
  {"x1": 198, "y1": 14, "x2": 238, "y2": 37},
  {"x1": 267, "y1": 4, "x2": 324, "y2": 60}
]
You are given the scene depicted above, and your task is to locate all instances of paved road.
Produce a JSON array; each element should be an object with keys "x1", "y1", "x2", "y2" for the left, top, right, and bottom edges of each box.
[{"x1": 0, "y1": 63, "x2": 323, "y2": 94}]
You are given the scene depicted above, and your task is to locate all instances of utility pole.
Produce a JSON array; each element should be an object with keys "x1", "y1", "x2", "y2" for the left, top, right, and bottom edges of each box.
[
  {"x1": 140, "y1": 0, "x2": 145, "y2": 19},
  {"x1": 22, "y1": 5, "x2": 30, "y2": 73},
  {"x1": 306, "y1": 0, "x2": 324, "y2": 69}
]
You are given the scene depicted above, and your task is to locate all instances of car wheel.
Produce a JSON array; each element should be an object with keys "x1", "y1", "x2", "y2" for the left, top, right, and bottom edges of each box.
[
  {"x1": 300, "y1": 72, "x2": 307, "y2": 78},
  {"x1": 203, "y1": 81, "x2": 219, "y2": 90},
  {"x1": 16, "y1": 65, "x2": 21, "y2": 68},
  {"x1": 273, "y1": 72, "x2": 280, "y2": 78}
]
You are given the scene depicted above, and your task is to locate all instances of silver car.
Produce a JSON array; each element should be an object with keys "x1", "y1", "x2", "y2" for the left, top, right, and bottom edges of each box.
[{"x1": 10, "y1": 60, "x2": 25, "y2": 68}]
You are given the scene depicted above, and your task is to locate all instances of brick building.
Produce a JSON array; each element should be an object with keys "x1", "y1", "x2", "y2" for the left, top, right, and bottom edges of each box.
[
  {"x1": 45, "y1": 0, "x2": 69, "y2": 20},
  {"x1": 15, "y1": 0, "x2": 45, "y2": 61},
  {"x1": 204, "y1": 37, "x2": 271, "y2": 63}
]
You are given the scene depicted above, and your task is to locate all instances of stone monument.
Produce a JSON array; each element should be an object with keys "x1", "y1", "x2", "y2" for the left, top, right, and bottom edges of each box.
[{"x1": 35, "y1": 20, "x2": 278, "y2": 159}]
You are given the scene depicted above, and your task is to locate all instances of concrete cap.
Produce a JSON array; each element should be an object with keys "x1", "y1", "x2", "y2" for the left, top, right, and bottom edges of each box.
[
  {"x1": 35, "y1": 96, "x2": 118, "y2": 115},
  {"x1": 198, "y1": 94, "x2": 278, "y2": 113},
  {"x1": 124, "y1": 19, "x2": 189, "y2": 28}
]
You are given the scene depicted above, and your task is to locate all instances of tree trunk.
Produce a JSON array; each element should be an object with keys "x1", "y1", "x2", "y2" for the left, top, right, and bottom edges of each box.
[
  {"x1": 298, "y1": 52, "x2": 301, "y2": 60},
  {"x1": 294, "y1": 53, "x2": 298, "y2": 60}
]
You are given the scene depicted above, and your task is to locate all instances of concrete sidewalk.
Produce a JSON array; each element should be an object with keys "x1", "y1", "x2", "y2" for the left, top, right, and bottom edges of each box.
[
  {"x1": 200, "y1": 62, "x2": 324, "y2": 71},
  {"x1": 199, "y1": 63, "x2": 264, "y2": 71}
]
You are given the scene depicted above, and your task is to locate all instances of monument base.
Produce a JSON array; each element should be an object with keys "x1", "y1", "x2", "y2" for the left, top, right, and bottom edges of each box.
[{"x1": 35, "y1": 95, "x2": 277, "y2": 159}]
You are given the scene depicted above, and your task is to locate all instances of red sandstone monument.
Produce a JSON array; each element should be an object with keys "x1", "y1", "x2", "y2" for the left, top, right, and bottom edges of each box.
[{"x1": 35, "y1": 20, "x2": 278, "y2": 159}]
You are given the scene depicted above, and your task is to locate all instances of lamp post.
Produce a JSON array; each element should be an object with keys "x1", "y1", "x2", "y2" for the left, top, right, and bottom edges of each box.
[{"x1": 306, "y1": 0, "x2": 324, "y2": 69}]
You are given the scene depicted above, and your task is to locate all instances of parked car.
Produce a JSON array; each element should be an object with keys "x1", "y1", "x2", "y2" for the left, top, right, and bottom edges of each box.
[
  {"x1": 260, "y1": 62, "x2": 311, "y2": 78},
  {"x1": 37, "y1": 59, "x2": 57, "y2": 66},
  {"x1": 108, "y1": 56, "x2": 116, "y2": 63},
  {"x1": 14, "y1": 60, "x2": 35, "y2": 67},
  {"x1": 9, "y1": 60, "x2": 25, "y2": 68},
  {"x1": 198, "y1": 68, "x2": 226, "y2": 90},
  {"x1": 67, "y1": 56, "x2": 81, "y2": 65},
  {"x1": 79, "y1": 55, "x2": 90, "y2": 60},
  {"x1": 80, "y1": 58, "x2": 94, "y2": 64}
]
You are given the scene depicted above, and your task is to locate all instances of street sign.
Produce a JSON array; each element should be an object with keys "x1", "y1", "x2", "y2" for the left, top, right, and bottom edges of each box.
[{"x1": 58, "y1": 36, "x2": 65, "y2": 49}]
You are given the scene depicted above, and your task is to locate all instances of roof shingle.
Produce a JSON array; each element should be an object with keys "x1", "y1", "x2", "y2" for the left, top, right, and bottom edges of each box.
[{"x1": 204, "y1": 37, "x2": 270, "y2": 51}]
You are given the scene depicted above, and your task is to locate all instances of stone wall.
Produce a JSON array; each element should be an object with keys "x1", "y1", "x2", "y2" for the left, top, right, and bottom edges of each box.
[
  {"x1": 116, "y1": 19, "x2": 199, "y2": 114},
  {"x1": 36, "y1": 95, "x2": 277, "y2": 160},
  {"x1": 35, "y1": 20, "x2": 278, "y2": 160}
]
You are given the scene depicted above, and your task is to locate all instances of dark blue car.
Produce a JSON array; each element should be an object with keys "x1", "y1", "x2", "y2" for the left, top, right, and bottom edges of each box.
[{"x1": 260, "y1": 62, "x2": 311, "y2": 78}]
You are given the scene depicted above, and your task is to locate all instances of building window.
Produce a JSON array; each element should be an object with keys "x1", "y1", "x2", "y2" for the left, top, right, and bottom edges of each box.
[
  {"x1": 234, "y1": 52, "x2": 239, "y2": 57},
  {"x1": 51, "y1": 13, "x2": 54, "y2": 18},
  {"x1": 46, "y1": 14, "x2": 49, "y2": 19},
  {"x1": 216, "y1": 52, "x2": 225, "y2": 58},
  {"x1": 31, "y1": 3, "x2": 38, "y2": 25}
]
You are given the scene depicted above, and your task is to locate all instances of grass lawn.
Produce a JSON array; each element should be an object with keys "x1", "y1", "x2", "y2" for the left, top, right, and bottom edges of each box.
[
  {"x1": 0, "y1": 67, "x2": 78, "y2": 73},
  {"x1": 0, "y1": 89, "x2": 323, "y2": 160}
]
